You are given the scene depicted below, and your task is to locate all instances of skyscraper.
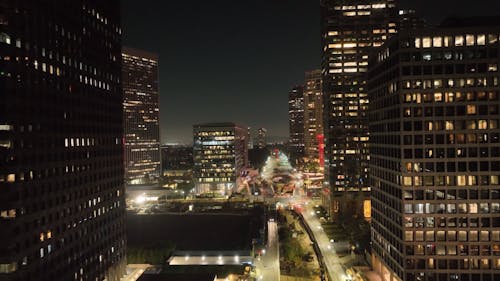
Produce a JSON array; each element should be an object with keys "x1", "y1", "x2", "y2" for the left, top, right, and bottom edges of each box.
[
  {"x1": 0, "y1": 1, "x2": 125, "y2": 280},
  {"x1": 303, "y1": 70, "x2": 324, "y2": 166},
  {"x1": 247, "y1": 127, "x2": 254, "y2": 149},
  {"x1": 321, "y1": 0, "x2": 398, "y2": 217},
  {"x1": 257, "y1": 127, "x2": 267, "y2": 149},
  {"x1": 122, "y1": 47, "x2": 160, "y2": 185},
  {"x1": 369, "y1": 18, "x2": 500, "y2": 281},
  {"x1": 193, "y1": 123, "x2": 248, "y2": 195},
  {"x1": 288, "y1": 86, "x2": 305, "y2": 161}
]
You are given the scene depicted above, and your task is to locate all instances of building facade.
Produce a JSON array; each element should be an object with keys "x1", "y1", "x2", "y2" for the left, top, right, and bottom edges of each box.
[
  {"x1": 321, "y1": 0, "x2": 398, "y2": 217},
  {"x1": 193, "y1": 123, "x2": 248, "y2": 195},
  {"x1": 303, "y1": 70, "x2": 324, "y2": 165},
  {"x1": 288, "y1": 86, "x2": 305, "y2": 161},
  {"x1": 0, "y1": 1, "x2": 126, "y2": 280},
  {"x1": 122, "y1": 47, "x2": 160, "y2": 185},
  {"x1": 160, "y1": 145, "x2": 193, "y2": 189},
  {"x1": 369, "y1": 19, "x2": 500, "y2": 281}
]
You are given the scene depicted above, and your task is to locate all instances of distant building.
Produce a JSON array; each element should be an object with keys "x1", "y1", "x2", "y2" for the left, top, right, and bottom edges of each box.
[
  {"x1": 303, "y1": 70, "x2": 324, "y2": 165},
  {"x1": 257, "y1": 127, "x2": 267, "y2": 149},
  {"x1": 369, "y1": 17, "x2": 500, "y2": 281},
  {"x1": 161, "y1": 145, "x2": 193, "y2": 189},
  {"x1": 161, "y1": 145, "x2": 193, "y2": 171},
  {"x1": 288, "y1": 86, "x2": 305, "y2": 161},
  {"x1": 0, "y1": 1, "x2": 126, "y2": 280},
  {"x1": 122, "y1": 47, "x2": 161, "y2": 185},
  {"x1": 247, "y1": 127, "x2": 254, "y2": 149},
  {"x1": 193, "y1": 123, "x2": 248, "y2": 195}
]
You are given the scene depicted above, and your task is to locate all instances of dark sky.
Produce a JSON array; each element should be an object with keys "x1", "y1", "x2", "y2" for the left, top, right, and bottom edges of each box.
[{"x1": 122, "y1": 0, "x2": 500, "y2": 144}]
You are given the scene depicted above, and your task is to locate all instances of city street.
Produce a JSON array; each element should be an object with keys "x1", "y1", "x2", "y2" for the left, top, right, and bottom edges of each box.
[
  {"x1": 301, "y1": 202, "x2": 349, "y2": 281},
  {"x1": 255, "y1": 221, "x2": 280, "y2": 281}
]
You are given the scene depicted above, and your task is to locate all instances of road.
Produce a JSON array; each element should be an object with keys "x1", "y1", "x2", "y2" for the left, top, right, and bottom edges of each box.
[
  {"x1": 301, "y1": 201, "x2": 349, "y2": 281},
  {"x1": 258, "y1": 149, "x2": 348, "y2": 281},
  {"x1": 255, "y1": 221, "x2": 280, "y2": 281}
]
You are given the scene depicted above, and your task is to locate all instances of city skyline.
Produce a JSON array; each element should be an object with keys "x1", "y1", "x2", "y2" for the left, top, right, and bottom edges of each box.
[
  {"x1": 122, "y1": 0, "x2": 500, "y2": 144},
  {"x1": 3, "y1": 1, "x2": 500, "y2": 281}
]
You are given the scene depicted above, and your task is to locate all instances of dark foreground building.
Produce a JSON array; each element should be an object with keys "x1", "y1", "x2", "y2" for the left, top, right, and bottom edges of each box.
[
  {"x1": 369, "y1": 17, "x2": 500, "y2": 281},
  {"x1": 0, "y1": 1, "x2": 126, "y2": 280}
]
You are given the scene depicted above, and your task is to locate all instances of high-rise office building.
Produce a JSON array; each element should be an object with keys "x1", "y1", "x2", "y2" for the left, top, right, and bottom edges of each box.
[
  {"x1": 303, "y1": 70, "x2": 324, "y2": 165},
  {"x1": 122, "y1": 47, "x2": 160, "y2": 185},
  {"x1": 247, "y1": 127, "x2": 254, "y2": 149},
  {"x1": 321, "y1": 0, "x2": 398, "y2": 217},
  {"x1": 193, "y1": 123, "x2": 248, "y2": 195},
  {"x1": 288, "y1": 86, "x2": 305, "y2": 161},
  {"x1": 257, "y1": 127, "x2": 267, "y2": 149},
  {"x1": 369, "y1": 18, "x2": 500, "y2": 281},
  {"x1": 0, "y1": 1, "x2": 125, "y2": 280}
]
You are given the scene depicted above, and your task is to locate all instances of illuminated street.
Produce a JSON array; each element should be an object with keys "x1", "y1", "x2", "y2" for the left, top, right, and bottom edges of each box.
[
  {"x1": 255, "y1": 221, "x2": 280, "y2": 281},
  {"x1": 302, "y1": 202, "x2": 349, "y2": 281}
]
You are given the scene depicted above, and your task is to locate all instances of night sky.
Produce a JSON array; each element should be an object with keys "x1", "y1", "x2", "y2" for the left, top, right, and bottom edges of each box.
[{"x1": 122, "y1": 0, "x2": 500, "y2": 144}]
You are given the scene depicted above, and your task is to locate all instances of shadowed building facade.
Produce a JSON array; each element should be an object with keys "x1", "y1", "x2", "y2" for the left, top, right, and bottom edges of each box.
[
  {"x1": 0, "y1": 1, "x2": 126, "y2": 280},
  {"x1": 369, "y1": 18, "x2": 500, "y2": 281}
]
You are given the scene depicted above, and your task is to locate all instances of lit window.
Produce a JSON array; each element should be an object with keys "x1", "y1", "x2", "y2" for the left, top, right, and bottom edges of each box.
[
  {"x1": 433, "y1": 37, "x2": 442, "y2": 47},
  {"x1": 477, "y1": 34, "x2": 486, "y2": 45},
  {"x1": 422, "y1": 37, "x2": 431, "y2": 48},
  {"x1": 445, "y1": 121, "x2": 454, "y2": 130},
  {"x1": 455, "y1": 35, "x2": 464, "y2": 46},
  {"x1": 467, "y1": 105, "x2": 477, "y2": 115},
  {"x1": 0, "y1": 32, "x2": 11, "y2": 44},
  {"x1": 405, "y1": 231, "x2": 413, "y2": 241},
  {"x1": 488, "y1": 34, "x2": 498, "y2": 44},
  {"x1": 478, "y1": 120, "x2": 488, "y2": 129},
  {"x1": 372, "y1": 3, "x2": 386, "y2": 9},
  {"x1": 492, "y1": 176, "x2": 499, "y2": 185},
  {"x1": 7, "y1": 174, "x2": 15, "y2": 183},
  {"x1": 403, "y1": 176, "x2": 412, "y2": 186},
  {"x1": 466, "y1": 34, "x2": 475, "y2": 46},
  {"x1": 415, "y1": 38, "x2": 421, "y2": 48}
]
